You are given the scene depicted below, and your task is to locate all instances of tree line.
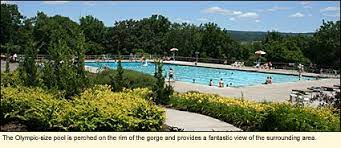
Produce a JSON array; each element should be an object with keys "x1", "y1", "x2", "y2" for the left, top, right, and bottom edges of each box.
[{"x1": 1, "y1": 3, "x2": 340, "y2": 69}]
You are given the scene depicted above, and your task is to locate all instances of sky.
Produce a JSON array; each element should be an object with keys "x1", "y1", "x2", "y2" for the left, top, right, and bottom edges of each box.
[{"x1": 2, "y1": 1, "x2": 340, "y2": 33}]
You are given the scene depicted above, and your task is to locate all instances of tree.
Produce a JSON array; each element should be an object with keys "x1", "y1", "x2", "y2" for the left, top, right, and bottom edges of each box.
[
  {"x1": 80, "y1": 15, "x2": 107, "y2": 54},
  {"x1": 33, "y1": 12, "x2": 81, "y2": 54},
  {"x1": 152, "y1": 59, "x2": 173, "y2": 105},
  {"x1": 39, "y1": 15, "x2": 88, "y2": 98},
  {"x1": 262, "y1": 31, "x2": 310, "y2": 64},
  {"x1": 111, "y1": 56, "x2": 126, "y2": 92},
  {"x1": 309, "y1": 20, "x2": 340, "y2": 69},
  {"x1": 0, "y1": 4, "x2": 23, "y2": 49},
  {"x1": 20, "y1": 38, "x2": 40, "y2": 86}
]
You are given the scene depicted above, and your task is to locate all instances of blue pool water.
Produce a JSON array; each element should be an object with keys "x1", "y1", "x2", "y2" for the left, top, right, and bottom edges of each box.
[{"x1": 85, "y1": 62, "x2": 312, "y2": 87}]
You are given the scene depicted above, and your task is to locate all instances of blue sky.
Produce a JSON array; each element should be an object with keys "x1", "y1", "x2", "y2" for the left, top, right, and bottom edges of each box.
[{"x1": 2, "y1": 1, "x2": 340, "y2": 33}]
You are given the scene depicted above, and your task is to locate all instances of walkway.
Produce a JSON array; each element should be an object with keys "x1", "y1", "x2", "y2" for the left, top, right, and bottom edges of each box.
[{"x1": 164, "y1": 108, "x2": 242, "y2": 131}]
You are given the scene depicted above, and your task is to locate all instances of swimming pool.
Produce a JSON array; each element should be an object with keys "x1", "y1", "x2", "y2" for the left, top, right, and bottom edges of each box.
[{"x1": 85, "y1": 62, "x2": 312, "y2": 87}]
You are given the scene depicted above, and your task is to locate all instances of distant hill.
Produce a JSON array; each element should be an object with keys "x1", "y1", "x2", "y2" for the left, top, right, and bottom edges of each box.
[{"x1": 227, "y1": 30, "x2": 314, "y2": 42}]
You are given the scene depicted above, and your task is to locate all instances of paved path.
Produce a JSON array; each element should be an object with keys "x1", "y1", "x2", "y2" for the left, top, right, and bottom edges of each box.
[{"x1": 164, "y1": 108, "x2": 242, "y2": 131}]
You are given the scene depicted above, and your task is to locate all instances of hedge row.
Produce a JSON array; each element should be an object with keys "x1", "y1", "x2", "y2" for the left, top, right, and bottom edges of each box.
[
  {"x1": 88, "y1": 69, "x2": 156, "y2": 89},
  {"x1": 170, "y1": 91, "x2": 340, "y2": 131},
  {"x1": 1, "y1": 85, "x2": 165, "y2": 131}
]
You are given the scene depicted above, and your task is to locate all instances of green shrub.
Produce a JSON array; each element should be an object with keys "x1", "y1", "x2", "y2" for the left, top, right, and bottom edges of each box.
[
  {"x1": 1, "y1": 70, "x2": 22, "y2": 87},
  {"x1": 170, "y1": 91, "x2": 340, "y2": 131},
  {"x1": 89, "y1": 69, "x2": 156, "y2": 90},
  {"x1": 262, "y1": 103, "x2": 340, "y2": 131},
  {"x1": 1, "y1": 85, "x2": 165, "y2": 131},
  {"x1": 0, "y1": 86, "x2": 66, "y2": 130}
]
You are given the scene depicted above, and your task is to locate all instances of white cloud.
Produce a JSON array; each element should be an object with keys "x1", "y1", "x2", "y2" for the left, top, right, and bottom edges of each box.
[
  {"x1": 233, "y1": 11, "x2": 242, "y2": 15},
  {"x1": 320, "y1": 7, "x2": 340, "y2": 12},
  {"x1": 83, "y1": 1, "x2": 96, "y2": 6},
  {"x1": 202, "y1": 7, "x2": 259, "y2": 20},
  {"x1": 238, "y1": 12, "x2": 259, "y2": 19},
  {"x1": 266, "y1": 6, "x2": 289, "y2": 12},
  {"x1": 289, "y1": 12, "x2": 305, "y2": 18},
  {"x1": 203, "y1": 6, "x2": 230, "y2": 15},
  {"x1": 43, "y1": 1, "x2": 70, "y2": 5},
  {"x1": 203, "y1": 7, "x2": 244, "y2": 16},
  {"x1": 255, "y1": 20, "x2": 261, "y2": 23}
]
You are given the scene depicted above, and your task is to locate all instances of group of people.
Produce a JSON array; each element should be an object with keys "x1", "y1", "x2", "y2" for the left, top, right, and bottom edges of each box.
[
  {"x1": 259, "y1": 61, "x2": 272, "y2": 69},
  {"x1": 162, "y1": 56, "x2": 171, "y2": 61},
  {"x1": 209, "y1": 78, "x2": 232, "y2": 87},
  {"x1": 5, "y1": 53, "x2": 18, "y2": 62}
]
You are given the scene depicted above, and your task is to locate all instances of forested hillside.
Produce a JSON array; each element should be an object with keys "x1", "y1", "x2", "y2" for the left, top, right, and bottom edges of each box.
[{"x1": 227, "y1": 30, "x2": 314, "y2": 42}]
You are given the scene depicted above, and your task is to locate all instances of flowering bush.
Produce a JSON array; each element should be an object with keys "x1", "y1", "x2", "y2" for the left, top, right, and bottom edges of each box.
[
  {"x1": 170, "y1": 91, "x2": 340, "y2": 131},
  {"x1": 1, "y1": 85, "x2": 165, "y2": 131}
]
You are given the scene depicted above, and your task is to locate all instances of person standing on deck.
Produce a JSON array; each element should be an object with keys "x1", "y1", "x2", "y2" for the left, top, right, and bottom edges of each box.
[
  {"x1": 12, "y1": 53, "x2": 17, "y2": 62},
  {"x1": 169, "y1": 68, "x2": 174, "y2": 80},
  {"x1": 209, "y1": 79, "x2": 214, "y2": 86},
  {"x1": 218, "y1": 78, "x2": 224, "y2": 87}
]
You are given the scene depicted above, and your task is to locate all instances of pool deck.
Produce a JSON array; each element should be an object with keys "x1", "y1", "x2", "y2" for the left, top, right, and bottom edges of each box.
[
  {"x1": 159, "y1": 61, "x2": 340, "y2": 102},
  {"x1": 171, "y1": 78, "x2": 339, "y2": 102}
]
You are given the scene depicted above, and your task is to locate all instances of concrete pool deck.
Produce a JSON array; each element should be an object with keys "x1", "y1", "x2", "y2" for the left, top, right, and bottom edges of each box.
[{"x1": 171, "y1": 78, "x2": 339, "y2": 102}]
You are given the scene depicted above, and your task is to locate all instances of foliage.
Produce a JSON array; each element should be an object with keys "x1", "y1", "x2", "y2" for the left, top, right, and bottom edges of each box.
[
  {"x1": 170, "y1": 91, "x2": 340, "y2": 131},
  {"x1": 88, "y1": 69, "x2": 156, "y2": 90},
  {"x1": 310, "y1": 91, "x2": 340, "y2": 114},
  {"x1": 152, "y1": 59, "x2": 174, "y2": 105},
  {"x1": 0, "y1": 4, "x2": 23, "y2": 49},
  {"x1": 262, "y1": 103, "x2": 340, "y2": 131},
  {"x1": 111, "y1": 58, "x2": 126, "y2": 91},
  {"x1": 80, "y1": 15, "x2": 107, "y2": 55},
  {"x1": 1, "y1": 85, "x2": 165, "y2": 131},
  {"x1": 262, "y1": 32, "x2": 311, "y2": 64},
  {"x1": 1, "y1": 70, "x2": 22, "y2": 87},
  {"x1": 19, "y1": 38, "x2": 41, "y2": 86},
  {"x1": 309, "y1": 20, "x2": 340, "y2": 69},
  {"x1": 37, "y1": 17, "x2": 88, "y2": 98},
  {"x1": 228, "y1": 30, "x2": 313, "y2": 42}
]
